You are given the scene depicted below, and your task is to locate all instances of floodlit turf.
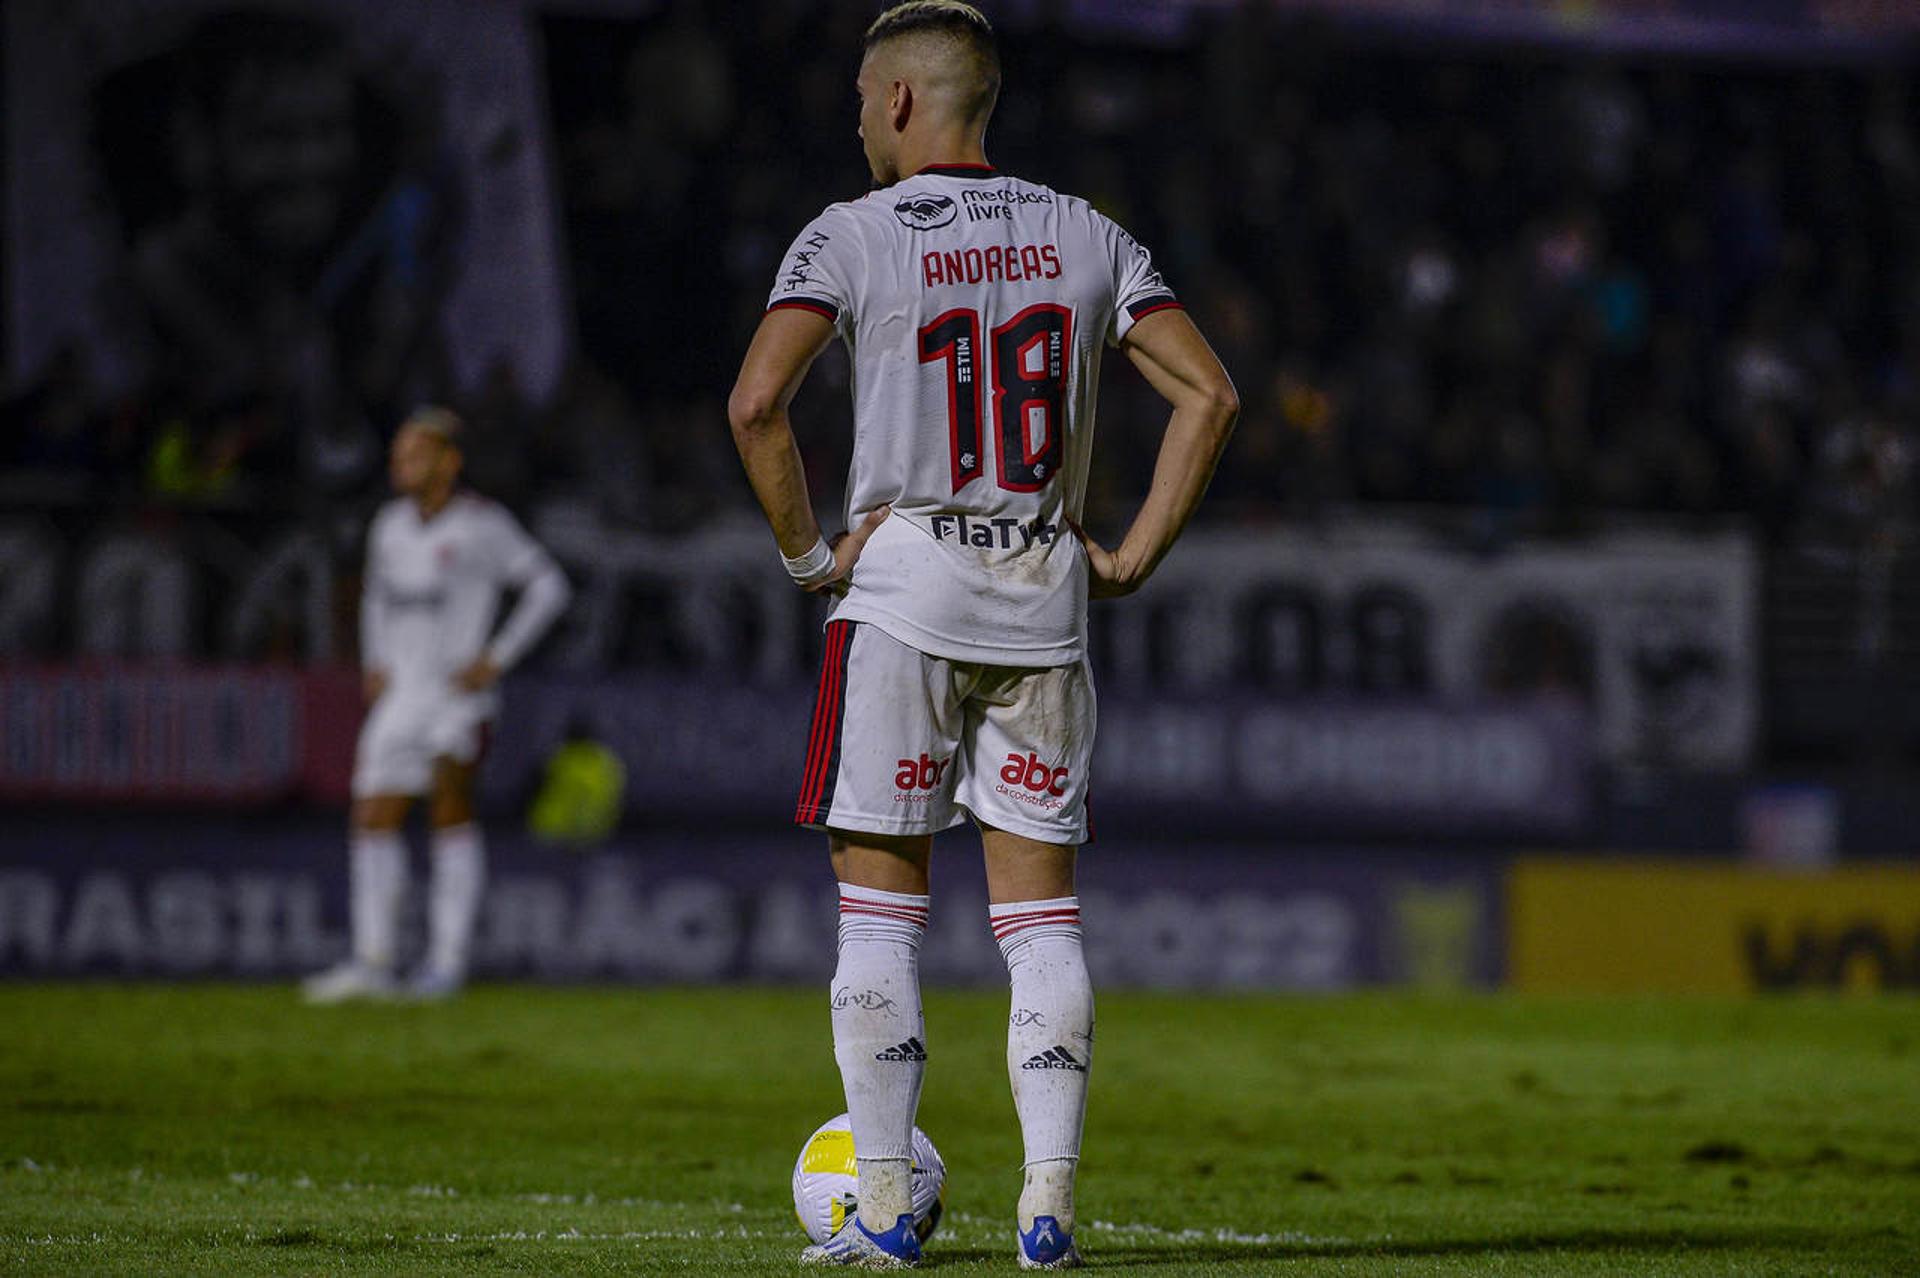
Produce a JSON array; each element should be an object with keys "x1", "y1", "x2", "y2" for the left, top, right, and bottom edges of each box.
[{"x1": 1, "y1": 985, "x2": 1915, "y2": 1275}]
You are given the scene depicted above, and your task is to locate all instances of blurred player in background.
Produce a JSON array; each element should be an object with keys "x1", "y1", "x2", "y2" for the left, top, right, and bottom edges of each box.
[
  {"x1": 728, "y1": 2, "x2": 1237, "y2": 1267},
  {"x1": 304, "y1": 407, "x2": 571, "y2": 1004}
]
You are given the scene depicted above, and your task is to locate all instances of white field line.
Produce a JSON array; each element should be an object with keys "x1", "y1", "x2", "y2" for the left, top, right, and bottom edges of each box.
[
  {"x1": 417, "y1": 1228, "x2": 762, "y2": 1243},
  {"x1": 1087, "y1": 1219, "x2": 1355, "y2": 1247},
  {"x1": 9, "y1": 1162, "x2": 1348, "y2": 1252},
  {"x1": 933, "y1": 1211, "x2": 1355, "y2": 1250},
  {"x1": 410, "y1": 1219, "x2": 1356, "y2": 1248}
]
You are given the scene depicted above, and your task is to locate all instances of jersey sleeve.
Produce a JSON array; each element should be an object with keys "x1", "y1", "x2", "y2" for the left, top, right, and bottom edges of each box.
[
  {"x1": 1101, "y1": 216, "x2": 1182, "y2": 347},
  {"x1": 765, "y1": 206, "x2": 862, "y2": 328},
  {"x1": 478, "y1": 505, "x2": 571, "y2": 672},
  {"x1": 479, "y1": 504, "x2": 554, "y2": 588}
]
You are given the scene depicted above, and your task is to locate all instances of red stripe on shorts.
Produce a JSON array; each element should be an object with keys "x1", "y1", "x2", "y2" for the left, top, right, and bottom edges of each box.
[
  {"x1": 795, "y1": 627, "x2": 836, "y2": 814},
  {"x1": 796, "y1": 622, "x2": 854, "y2": 823}
]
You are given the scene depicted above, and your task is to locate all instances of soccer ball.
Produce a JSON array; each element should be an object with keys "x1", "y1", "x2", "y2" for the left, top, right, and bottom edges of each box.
[{"x1": 791, "y1": 1113, "x2": 946, "y2": 1245}]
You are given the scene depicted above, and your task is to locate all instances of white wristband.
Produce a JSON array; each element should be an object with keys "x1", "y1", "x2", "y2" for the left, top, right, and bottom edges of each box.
[{"x1": 782, "y1": 536, "x2": 837, "y2": 587}]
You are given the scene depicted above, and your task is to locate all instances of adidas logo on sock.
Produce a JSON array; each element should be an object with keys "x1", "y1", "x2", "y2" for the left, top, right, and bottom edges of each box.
[
  {"x1": 875, "y1": 1037, "x2": 927, "y2": 1062},
  {"x1": 1021, "y1": 1045, "x2": 1087, "y2": 1072}
]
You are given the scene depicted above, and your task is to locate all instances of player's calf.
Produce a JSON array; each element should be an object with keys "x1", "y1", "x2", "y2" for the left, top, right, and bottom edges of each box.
[
  {"x1": 831, "y1": 882, "x2": 931, "y2": 1227},
  {"x1": 993, "y1": 896, "x2": 1092, "y2": 1255},
  {"x1": 304, "y1": 829, "x2": 408, "y2": 1003}
]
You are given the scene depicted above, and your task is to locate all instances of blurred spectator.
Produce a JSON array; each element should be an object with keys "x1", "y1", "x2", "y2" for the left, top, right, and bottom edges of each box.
[
  {"x1": 89, "y1": 10, "x2": 459, "y2": 502},
  {"x1": 535, "y1": 360, "x2": 656, "y2": 528},
  {"x1": 5, "y1": 345, "x2": 104, "y2": 479},
  {"x1": 459, "y1": 358, "x2": 536, "y2": 509},
  {"x1": 528, "y1": 720, "x2": 628, "y2": 848},
  {"x1": 7, "y1": 5, "x2": 1916, "y2": 554}
]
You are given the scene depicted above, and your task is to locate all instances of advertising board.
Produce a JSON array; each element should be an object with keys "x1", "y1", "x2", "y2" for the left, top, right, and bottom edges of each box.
[
  {"x1": 1509, "y1": 859, "x2": 1920, "y2": 993},
  {"x1": 0, "y1": 816, "x2": 1504, "y2": 990}
]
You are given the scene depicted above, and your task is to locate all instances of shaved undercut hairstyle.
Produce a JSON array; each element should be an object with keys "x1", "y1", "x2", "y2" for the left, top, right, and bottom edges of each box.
[{"x1": 864, "y1": 1, "x2": 1001, "y2": 124}]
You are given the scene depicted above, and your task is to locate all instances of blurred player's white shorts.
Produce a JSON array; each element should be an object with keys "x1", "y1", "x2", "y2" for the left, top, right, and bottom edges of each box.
[
  {"x1": 351, "y1": 688, "x2": 493, "y2": 799},
  {"x1": 795, "y1": 620, "x2": 1094, "y2": 845}
]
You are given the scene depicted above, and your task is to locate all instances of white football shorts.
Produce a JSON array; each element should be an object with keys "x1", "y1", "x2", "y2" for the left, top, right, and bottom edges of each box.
[
  {"x1": 794, "y1": 620, "x2": 1095, "y2": 845},
  {"x1": 351, "y1": 688, "x2": 493, "y2": 799}
]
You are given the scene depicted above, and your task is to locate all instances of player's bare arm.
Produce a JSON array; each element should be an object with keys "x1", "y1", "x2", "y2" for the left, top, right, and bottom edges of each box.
[
  {"x1": 1074, "y1": 308, "x2": 1239, "y2": 598},
  {"x1": 728, "y1": 306, "x2": 889, "y2": 592}
]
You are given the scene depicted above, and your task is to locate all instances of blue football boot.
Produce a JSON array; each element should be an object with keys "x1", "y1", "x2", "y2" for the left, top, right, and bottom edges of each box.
[
  {"x1": 1017, "y1": 1215, "x2": 1082, "y2": 1269},
  {"x1": 800, "y1": 1211, "x2": 922, "y2": 1269}
]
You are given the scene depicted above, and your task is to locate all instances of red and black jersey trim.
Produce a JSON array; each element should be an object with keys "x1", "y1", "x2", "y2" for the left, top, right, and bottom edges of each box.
[
  {"x1": 795, "y1": 620, "x2": 856, "y2": 826},
  {"x1": 1126, "y1": 294, "x2": 1184, "y2": 322},
  {"x1": 916, "y1": 162, "x2": 998, "y2": 179},
  {"x1": 769, "y1": 296, "x2": 840, "y2": 322}
]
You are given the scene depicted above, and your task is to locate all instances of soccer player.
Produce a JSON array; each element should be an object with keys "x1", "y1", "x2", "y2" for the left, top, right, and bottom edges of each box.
[
  {"x1": 303, "y1": 407, "x2": 571, "y2": 1004},
  {"x1": 728, "y1": 3, "x2": 1238, "y2": 1268}
]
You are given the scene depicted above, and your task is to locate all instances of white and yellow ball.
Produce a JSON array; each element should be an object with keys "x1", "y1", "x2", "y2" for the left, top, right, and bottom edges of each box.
[{"x1": 791, "y1": 1113, "x2": 946, "y2": 1245}]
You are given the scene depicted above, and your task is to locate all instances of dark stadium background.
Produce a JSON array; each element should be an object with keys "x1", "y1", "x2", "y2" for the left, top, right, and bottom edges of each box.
[{"x1": 4, "y1": 0, "x2": 1919, "y2": 995}]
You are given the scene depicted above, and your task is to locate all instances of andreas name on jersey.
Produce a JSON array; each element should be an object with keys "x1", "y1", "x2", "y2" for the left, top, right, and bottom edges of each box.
[{"x1": 922, "y1": 242, "x2": 1062, "y2": 287}]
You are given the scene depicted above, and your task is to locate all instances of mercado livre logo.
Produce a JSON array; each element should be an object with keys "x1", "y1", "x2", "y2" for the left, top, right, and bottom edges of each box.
[{"x1": 894, "y1": 193, "x2": 957, "y2": 229}]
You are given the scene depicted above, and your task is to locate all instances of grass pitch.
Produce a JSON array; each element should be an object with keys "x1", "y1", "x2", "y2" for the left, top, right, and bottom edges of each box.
[{"x1": 1, "y1": 985, "x2": 1915, "y2": 1275}]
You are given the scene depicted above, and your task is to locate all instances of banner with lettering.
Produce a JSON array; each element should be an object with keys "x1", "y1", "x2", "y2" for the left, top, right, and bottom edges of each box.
[{"x1": 0, "y1": 815, "x2": 1504, "y2": 989}]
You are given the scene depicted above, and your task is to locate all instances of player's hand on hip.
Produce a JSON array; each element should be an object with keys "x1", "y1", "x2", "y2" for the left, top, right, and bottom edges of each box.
[
  {"x1": 814, "y1": 505, "x2": 890, "y2": 596},
  {"x1": 453, "y1": 656, "x2": 501, "y2": 693},
  {"x1": 1069, "y1": 519, "x2": 1145, "y2": 599},
  {"x1": 362, "y1": 670, "x2": 389, "y2": 705}
]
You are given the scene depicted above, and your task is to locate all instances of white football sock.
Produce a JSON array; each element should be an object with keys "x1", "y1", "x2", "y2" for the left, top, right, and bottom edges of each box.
[
  {"x1": 993, "y1": 895, "x2": 1092, "y2": 1232},
  {"x1": 831, "y1": 882, "x2": 929, "y2": 1226},
  {"x1": 349, "y1": 830, "x2": 407, "y2": 971},
  {"x1": 426, "y1": 823, "x2": 486, "y2": 979}
]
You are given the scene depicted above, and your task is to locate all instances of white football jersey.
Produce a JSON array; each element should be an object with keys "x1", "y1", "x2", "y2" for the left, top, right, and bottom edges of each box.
[
  {"x1": 361, "y1": 492, "x2": 568, "y2": 700},
  {"x1": 768, "y1": 164, "x2": 1180, "y2": 666}
]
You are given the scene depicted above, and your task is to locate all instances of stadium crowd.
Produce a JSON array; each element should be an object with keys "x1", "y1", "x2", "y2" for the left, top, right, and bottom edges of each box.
[{"x1": 6, "y1": 3, "x2": 1918, "y2": 549}]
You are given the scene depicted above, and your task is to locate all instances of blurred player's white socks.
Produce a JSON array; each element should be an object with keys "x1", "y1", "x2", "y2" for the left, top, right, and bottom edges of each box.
[
  {"x1": 993, "y1": 895, "x2": 1092, "y2": 1232},
  {"x1": 426, "y1": 823, "x2": 486, "y2": 980},
  {"x1": 349, "y1": 830, "x2": 407, "y2": 971},
  {"x1": 832, "y1": 882, "x2": 930, "y2": 1226}
]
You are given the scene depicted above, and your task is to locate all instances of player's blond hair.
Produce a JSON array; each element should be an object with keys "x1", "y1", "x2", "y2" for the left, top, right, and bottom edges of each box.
[
  {"x1": 400, "y1": 405, "x2": 464, "y2": 444},
  {"x1": 863, "y1": 1, "x2": 1000, "y2": 125}
]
